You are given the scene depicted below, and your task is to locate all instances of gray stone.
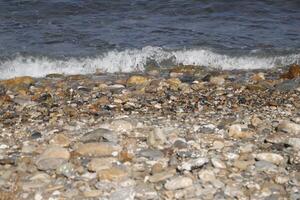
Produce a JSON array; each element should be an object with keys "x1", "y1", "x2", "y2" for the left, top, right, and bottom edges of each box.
[{"x1": 81, "y1": 128, "x2": 118, "y2": 144}]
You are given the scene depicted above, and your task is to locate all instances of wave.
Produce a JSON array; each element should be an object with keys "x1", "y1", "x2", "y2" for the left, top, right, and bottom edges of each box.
[{"x1": 0, "y1": 46, "x2": 299, "y2": 79}]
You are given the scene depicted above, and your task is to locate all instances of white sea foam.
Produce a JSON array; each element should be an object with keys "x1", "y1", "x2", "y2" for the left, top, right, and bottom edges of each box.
[{"x1": 0, "y1": 46, "x2": 299, "y2": 79}]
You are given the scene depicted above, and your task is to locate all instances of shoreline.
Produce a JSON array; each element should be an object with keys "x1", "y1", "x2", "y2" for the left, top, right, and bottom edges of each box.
[{"x1": 0, "y1": 65, "x2": 300, "y2": 199}]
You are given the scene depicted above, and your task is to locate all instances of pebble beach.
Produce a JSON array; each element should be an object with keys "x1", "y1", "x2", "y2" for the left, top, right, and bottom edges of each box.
[{"x1": 0, "y1": 64, "x2": 300, "y2": 199}]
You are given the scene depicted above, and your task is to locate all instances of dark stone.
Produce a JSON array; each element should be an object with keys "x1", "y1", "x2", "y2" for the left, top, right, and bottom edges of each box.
[{"x1": 31, "y1": 131, "x2": 42, "y2": 139}]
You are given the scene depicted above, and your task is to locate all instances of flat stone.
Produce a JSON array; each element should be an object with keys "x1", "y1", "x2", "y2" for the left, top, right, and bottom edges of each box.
[
  {"x1": 127, "y1": 75, "x2": 149, "y2": 86},
  {"x1": 211, "y1": 158, "x2": 226, "y2": 169},
  {"x1": 75, "y1": 142, "x2": 120, "y2": 157},
  {"x1": 178, "y1": 157, "x2": 208, "y2": 171},
  {"x1": 228, "y1": 124, "x2": 254, "y2": 139},
  {"x1": 97, "y1": 167, "x2": 128, "y2": 181},
  {"x1": 83, "y1": 190, "x2": 102, "y2": 198},
  {"x1": 277, "y1": 120, "x2": 300, "y2": 134},
  {"x1": 80, "y1": 128, "x2": 118, "y2": 144},
  {"x1": 164, "y1": 176, "x2": 193, "y2": 190},
  {"x1": 255, "y1": 153, "x2": 284, "y2": 165},
  {"x1": 50, "y1": 134, "x2": 71, "y2": 147},
  {"x1": 138, "y1": 149, "x2": 164, "y2": 160},
  {"x1": 287, "y1": 138, "x2": 300, "y2": 149},
  {"x1": 148, "y1": 169, "x2": 176, "y2": 183},
  {"x1": 110, "y1": 119, "x2": 134, "y2": 132},
  {"x1": 35, "y1": 146, "x2": 70, "y2": 170},
  {"x1": 87, "y1": 157, "x2": 116, "y2": 172}
]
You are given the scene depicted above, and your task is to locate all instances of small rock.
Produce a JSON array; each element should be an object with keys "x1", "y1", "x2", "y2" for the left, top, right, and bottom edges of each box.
[
  {"x1": 110, "y1": 119, "x2": 134, "y2": 132},
  {"x1": 251, "y1": 73, "x2": 265, "y2": 82},
  {"x1": 211, "y1": 158, "x2": 226, "y2": 169},
  {"x1": 110, "y1": 187, "x2": 135, "y2": 200},
  {"x1": 31, "y1": 131, "x2": 42, "y2": 139},
  {"x1": 210, "y1": 76, "x2": 225, "y2": 85},
  {"x1": 97, "y1": 167, "x2": 128, "y2": 181},
  {"x1": 178, "y1": 157, "x2": 208, "y2": 171},
  {"x1": 50, "y1": 134, "x2": 71, "y2": 147},
  {"x1": 147, "y1": 128, "x2": 167, "y2": 149},
  {"x1": 148, "y1": 169, "x2": 176, "y2": 183},
  {"x1": 255, "y1": 153, "x2": 284, "y2": 165},
  {"x1": 139, "y1": 149, "x2": 164, "y2": 160},
  {"x1": 228, "y1": 124, "x2": 253, "y2": 139},
  {"x1": 198, "y1": 169, "x2": 216, "y2": 183},
  {"x1": 277, "y1": 120, "x2": 300, "y2": 134},
  {"x1": 81, "y1": 128, "x2": 118, "y2": 144},
  {"x1": 76, "y1": 142, "x2": 120, "y2": 157},
  {"x1": 164, "y1": 176, "x2": 193, "y2": 190},
  {"x1": 127, "y1": 75, "x2": 149, "y2": 86},
  {"x1": 56, "y1": 162, "x2": 75, "y2": 178},
  {"x1": 287, "y1": 138, "x2": 300, "y2": 149},
  {"x1": 35, "y1": 146, "x2": 70, "y2": 170},
  {"x1": 88, "y1": 157, "x2": 116, "y2": 172},
  {"x1": 83, "y1": 190, "x2": 102, "y2": 198}
]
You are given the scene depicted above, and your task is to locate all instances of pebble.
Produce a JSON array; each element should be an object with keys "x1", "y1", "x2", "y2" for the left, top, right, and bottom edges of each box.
[
  {"x1": 148, "y1": 169, "x2": 176, "y2": 183},
  {"x1": 75, "y1": 142, "x2": 120, "y2": 157},
  {"x1": 50, "y1": 134, "x2": 71, "y2": 147},
  {"x1": 277, "y1": 120, "x2": 300, "y2": 134},
  {"x1": 97, "y1": 167, "x2": 128, "y2": 181},
  {"x1": 178, "y1": 157, "x2": 208, "y2": 171},
  {"x1": 35, "y1": 146, "x2": 70, "y2": 170},
  {"x1": 87, "y1": 157, "x2": 116, "y2": 172},
  {"x1": 228, "y1": 124, "x2": 253, "y2": 139},
  {"x1": 255, "y1": 153, "x2": 285, "y2": 165},
  {"x1": 110, "y1": 119, "x2": 134, "y2": 132},
  {"x1": 164, "y1": 176, "x2": 193, "y2": 190},
  {"x1": 211, "y1": 158, "x2": 226, "y2": 169},
  {"x1": 80, "y1": 128, "x2": 118, "y2": 144}
]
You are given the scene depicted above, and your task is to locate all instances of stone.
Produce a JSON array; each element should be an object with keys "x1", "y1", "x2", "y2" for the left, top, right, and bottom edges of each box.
[
  {"x1": 167, "y1": 78, "x2": 181, "y2": 90},
  {"x1": 109, "y1": 187, "x2": 135, "y2": 200},
  {"x1": 83, "y1": 190, "x2": 102, "y2": 198},
  {"x1": 178, "y1": 157, "x2": 209, "y2": 171},
  {"x1": 80, "y1": 128, "x2": 118, "y2": 144},
  {"x1": 210, "y1": 76, "x2": 225, "y2": 85},
  {"x1": 251, "y1": 73, "x2": 265, "y2": 82},
  {"x1": 228, "y1": 124, "x2": 253, "y2": 139},
  {"x1": 110, "y1": 119, "x2": 134, "y2": 132},
  {"x1": 251, "y1": 115, "x2": 263, "y2": 127},
  {"x1": 127, "y1": 75, "x2": 149, "y2": 86},
  {"x1": 97, "y1": 167, "x2": 128, "y2": 181},
  {"x1": 233, "y1": 160, "x2": 254, "y2": 170},
  {"x1": 35, "y1": 146, "x2": 70, "y2": 170},
  {"x1": 280, "y1": 64, "x2": 300, "y2": 79},
  {"x1": 75, "y1": 142, "x2": 120, "y2": 157},
  {"x1": 138, "y1": 149, "x2": 164, "y2": 160},
  {"x1": 198, "y1": 169, "x2": 216, "y2": 183},
  {"x1": 87, "y1": 157, "x2": 116, "y2": 172},
  {"x1": 211, "y1": 158, "x2": 226, "y2": 169},
  {"x1": 255, "y1": 153, "x2": 284, "y2": 165},
  {"x1": 277, "y1": 120, "x2": 300, "y2": 134},
  {"x1": 287, "y1": 138, "x2": 300, "y2": 149},
  {"x1": 151, "y1": 163, "x2": 163, "y2": 174},
  {"x1": 56, "y1": 162, "x2": 75, "y2": 178},
  {"x1": 147, "y1": 128, "x2": 167, "y2": 149},
  {"x1": 164, "y1": 176, "x2": 193, "y2": 190},
  {"x1": 50, "y1": 134, "x2": 71, "y2": 147},
  {"x1": 148, "y1": 169, "x2": 176, "y2": 183}
]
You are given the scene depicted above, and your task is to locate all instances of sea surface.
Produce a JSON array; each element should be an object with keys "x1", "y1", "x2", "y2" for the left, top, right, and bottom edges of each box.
[{"x1": 0, "y1": 0, "x2": 300, "y2": 78}]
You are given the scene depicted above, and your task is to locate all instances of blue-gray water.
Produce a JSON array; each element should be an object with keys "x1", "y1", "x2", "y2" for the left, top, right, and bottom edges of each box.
[{"x1": 0, "y1": 0, "x2": 300, "y2": 78}]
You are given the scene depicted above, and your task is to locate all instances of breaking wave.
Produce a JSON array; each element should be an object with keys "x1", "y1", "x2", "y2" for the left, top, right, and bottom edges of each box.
[{"x1": 0, "y1": 46, "x2": 299, "y2": 79}]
